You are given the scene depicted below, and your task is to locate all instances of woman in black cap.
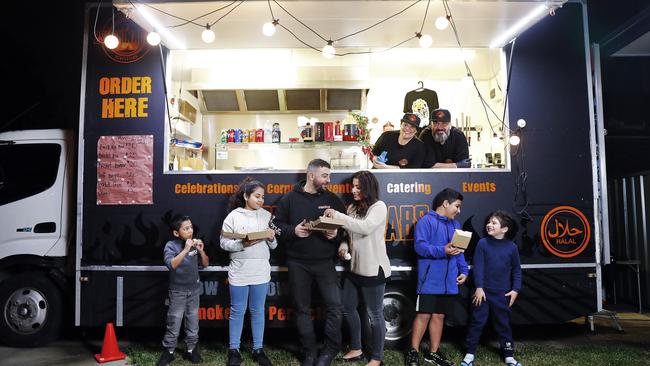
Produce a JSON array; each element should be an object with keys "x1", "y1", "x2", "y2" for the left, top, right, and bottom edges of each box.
[{"x1": 371, "y1": 113, "x2": 426, "y2": 169}]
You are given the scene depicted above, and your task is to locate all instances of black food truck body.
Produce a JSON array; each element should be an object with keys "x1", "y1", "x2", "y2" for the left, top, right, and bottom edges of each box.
[{"x1": 0, "y1": 0, "x2": 611, "y2": 347}]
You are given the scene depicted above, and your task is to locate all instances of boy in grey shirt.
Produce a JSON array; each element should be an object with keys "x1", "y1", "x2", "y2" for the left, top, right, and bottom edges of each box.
[{"x1": 157, "y1": 215, "x2": 209, "y2": 366}]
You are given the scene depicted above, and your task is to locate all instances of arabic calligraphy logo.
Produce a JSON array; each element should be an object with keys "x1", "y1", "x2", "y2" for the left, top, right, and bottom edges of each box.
[{"x1": 540, "y1": 206, "x2": 591, "y2": 258}]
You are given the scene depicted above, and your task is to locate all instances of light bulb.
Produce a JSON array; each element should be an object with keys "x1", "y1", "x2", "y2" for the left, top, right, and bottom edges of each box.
[
  {"x1": 322, "y1": 43, "x2": 335, "y2": 59},
  {"x1": 262, "y1": 22, "x2": 276, "y2": 37},
  {"x1": 517, "y1": 119, "x2": 527, "y2": 128},
  {"x1": 418, "y1": 34, "x2": 433, "y2": 48},
  {"x1": 104, "y1": 34, "x2": 119, "y2": 49},
  {"x1": 202, "y1": 25, "x2": 215, "y2": 43},
  {"x1": 509, "y1": 135, "x2": 520, "y2": 146},
  {"x1": 146, "y1": 31, "x2": 161, "y2": 46},
  {"x1": 462, "y1": 74, "x2": 473, "y2": 87},
  {"x1": 435, "y1": 16, "x2": 449, "y2": 30}
]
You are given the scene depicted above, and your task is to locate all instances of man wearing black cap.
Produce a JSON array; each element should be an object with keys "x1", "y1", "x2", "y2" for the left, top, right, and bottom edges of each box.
[
  {"x1": 419, "y1": 108, "x2": 470, "y2": 168},
  {"x1": 371, "y1": 113, "x2": 426, "y2": 169}
]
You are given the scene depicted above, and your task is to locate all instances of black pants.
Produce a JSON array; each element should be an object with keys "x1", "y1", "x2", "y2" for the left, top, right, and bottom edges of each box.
[{"x1": 287, "y1": 259, "x2": 342, "y2": 357}]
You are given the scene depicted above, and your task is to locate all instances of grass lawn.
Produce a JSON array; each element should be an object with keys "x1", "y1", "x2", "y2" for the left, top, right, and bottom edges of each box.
[{"x1": 127, "y1": 343, "x2": 650, "y2": 365}]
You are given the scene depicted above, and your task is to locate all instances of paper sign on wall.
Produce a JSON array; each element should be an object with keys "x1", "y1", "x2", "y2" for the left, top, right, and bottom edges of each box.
[{"x1": 96, "y1": 135, "x2": 153, "y2": 205}]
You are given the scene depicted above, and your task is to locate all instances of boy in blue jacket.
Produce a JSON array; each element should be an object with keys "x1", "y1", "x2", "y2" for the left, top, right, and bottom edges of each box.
[
  {"x1": 406, "y1": 188, "x2": 468, "y2": 366},
  {"x1": 460, "y1": 210, "x2": 522, "y2": 366}
]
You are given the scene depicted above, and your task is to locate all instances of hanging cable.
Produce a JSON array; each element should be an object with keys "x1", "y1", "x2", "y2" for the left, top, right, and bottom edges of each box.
[
  {"x1": 272, "y1": 0, "x2": 328, "y2": 42},
  {"x1": 418, "y1": 0, "x2": 430, "y2": 34},
  {"x1": 92, "y1": 0, "x2": 105, "y2": 43},
  {"x1": 334, "y1": 0, "x2": 423, "y2": 42}
]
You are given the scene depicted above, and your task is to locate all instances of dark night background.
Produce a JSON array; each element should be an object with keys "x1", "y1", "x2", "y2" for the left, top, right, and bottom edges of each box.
[{"x1": 1, "y1": 1, "x2": 649, "y2": 177}]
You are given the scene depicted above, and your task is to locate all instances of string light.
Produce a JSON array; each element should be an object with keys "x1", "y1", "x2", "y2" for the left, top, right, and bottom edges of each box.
[
  {"x1": 509, "y1": 135, "x2": 520, "y2": 146},
  {"x1": 146, "y1": 31, "x2": 161, "y2": 46},
  {"x1": 435, "y1": 16, "x2": 449, "y2": 30},
  {"x1": 104, "y1": 6, "x2": 119, "y2": 49},
  {"x1": 416, "y1": 33, "x2": 433, "y2": 48},
  {"x1": 322, "y1": 40, "x2": 335, "y2": 59},
  {"x1": 262, "y1": 19, "x2": 278, "y2": 36},
  {"x1": 104, "y1": 34, "x2": 119, "y2": 49},
  {"x1": 201, "y1": 23, "x2": 215, "y2": 43}
]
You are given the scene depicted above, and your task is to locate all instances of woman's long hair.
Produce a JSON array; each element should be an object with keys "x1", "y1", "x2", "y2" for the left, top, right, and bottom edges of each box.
[
  {"x1": 349, "y1": 170, "x2": 379, "y2": 217},
  {"x1": 227, "y1": 177, "x2": 265, "y2": 212}
]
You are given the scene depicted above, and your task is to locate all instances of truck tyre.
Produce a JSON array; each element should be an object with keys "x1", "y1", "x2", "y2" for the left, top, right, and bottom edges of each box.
[
  {"x1": 383, "y1": 284, "x2": 415, "y2": 348},
  {"x1": 0, "y1": 272, "x2": 63, "y2": 347}
]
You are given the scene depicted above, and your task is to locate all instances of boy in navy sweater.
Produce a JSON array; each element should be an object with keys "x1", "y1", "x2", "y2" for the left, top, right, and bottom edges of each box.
[{"x1": 461, "y1": 210, "x2": 522, "y2": 366}]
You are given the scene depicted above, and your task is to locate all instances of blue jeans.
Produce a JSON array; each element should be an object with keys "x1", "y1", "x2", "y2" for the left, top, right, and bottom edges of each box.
[
  {"x1": 229, "y1": 282, "x2": 269, "y2": 350},
  {"x1": 342, "y1": 277, "x2": 386, "y2": 361},
  {"x1": 162, "y1": 287, "x2": 200, "y2": 351}
]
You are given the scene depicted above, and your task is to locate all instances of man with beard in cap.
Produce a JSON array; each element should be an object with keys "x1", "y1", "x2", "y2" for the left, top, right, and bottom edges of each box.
[{"x1": 419, "y1": 108, "x2": 470, "y2": 168}]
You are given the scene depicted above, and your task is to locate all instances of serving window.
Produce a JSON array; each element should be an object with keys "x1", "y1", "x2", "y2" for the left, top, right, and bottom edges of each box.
[{"x1": 164, "y1": 48, "x2": 511, "y2": 173}]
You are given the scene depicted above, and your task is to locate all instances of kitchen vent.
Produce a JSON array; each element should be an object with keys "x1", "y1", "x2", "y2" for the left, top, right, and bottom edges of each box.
[
  {"x1": 286, "y1": 89, "x2": 321, "y2": 111},
  {"x1": 202, "y1": 90, "x2": 238, "y2": 111},
  {"x1": 199, "y1": 88, "x2": 366, "y2": 113},
  {"x1": 244, "y1": 90, "x2": 280, "y2": 111},
  {"x1": 327, "y1": 89, "x2": 363, "y2": 110}
]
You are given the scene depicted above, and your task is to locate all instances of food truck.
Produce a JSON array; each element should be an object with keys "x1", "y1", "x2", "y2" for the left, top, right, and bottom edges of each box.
[{"x1": 0, "y1": 0, "x2": 610, "y2": 347}]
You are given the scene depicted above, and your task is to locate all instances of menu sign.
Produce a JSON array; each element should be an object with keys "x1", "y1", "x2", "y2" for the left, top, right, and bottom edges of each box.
[{"x1": 97, "y1": 135, "x2": 153, "y2": 205}]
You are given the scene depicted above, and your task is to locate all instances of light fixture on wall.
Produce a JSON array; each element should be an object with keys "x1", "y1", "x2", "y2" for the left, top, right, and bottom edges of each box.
[
  {"x1": 201, "y1": 23, "x2": 215, "y2": 43},
  {"x1": 322, "y1": 40, "x2": 335, "y2": 59}
]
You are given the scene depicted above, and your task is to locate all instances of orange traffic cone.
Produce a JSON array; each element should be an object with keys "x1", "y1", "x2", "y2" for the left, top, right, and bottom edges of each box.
[{"x1": 94, "y1": 322, "x2": 126, "y2": 363}]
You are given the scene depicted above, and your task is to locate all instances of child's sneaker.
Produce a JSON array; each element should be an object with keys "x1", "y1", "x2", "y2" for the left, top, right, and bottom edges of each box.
[
  {"x1": 156, "y1": 350, "x2": 174, "y2": 366},
  {"x1": 405, "y1": 348, "x2": 420, "y2": 366},
  {"x1": 227, "y1": 349, "x2": 243, "y2": 366},
  {"x1": 252, "y1": 348, "x2": 273, "y2": 366},
  {"x1": 185, "y1": 348, "x2": 203, "y2": 364},
  {"x1": 423, "y1": 351, "x2": 453, "y2": 366}
]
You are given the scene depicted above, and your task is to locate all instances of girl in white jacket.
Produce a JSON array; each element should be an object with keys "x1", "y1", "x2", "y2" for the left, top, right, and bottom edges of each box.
[{"x1": 220, "y1": 178, "x2": 277, "y2": 366}]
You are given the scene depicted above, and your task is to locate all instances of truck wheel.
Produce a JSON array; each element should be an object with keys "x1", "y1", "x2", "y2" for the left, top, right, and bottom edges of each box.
[
  {"x1": 0, "y1": 272, "x2": 63, "y2": 347},
  {"x1": 383, "y1": 285, "x2": 415, "y2": 348}
]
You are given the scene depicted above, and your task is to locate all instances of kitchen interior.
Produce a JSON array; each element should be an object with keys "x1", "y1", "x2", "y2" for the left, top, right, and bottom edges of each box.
[
  {"x1": 114, "y1": 0, "x2": 554, "y2": 172},
  {"x1": 168, "y1": 47, "x2": 507, "y2": 171}
]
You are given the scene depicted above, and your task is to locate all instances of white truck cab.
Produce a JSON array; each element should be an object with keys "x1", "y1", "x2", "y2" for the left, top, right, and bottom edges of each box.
[{"x1": 0, "y1": 129, "x2": 73, "y2": 346}]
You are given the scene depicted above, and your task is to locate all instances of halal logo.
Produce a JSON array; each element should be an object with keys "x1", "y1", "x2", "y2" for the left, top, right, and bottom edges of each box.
[
  {"x1": 100, "y1": 13, "x2": 150, "y2": 64},
  {"x1": 540, "y1": 206, "x2": 591, "y2": 258}
]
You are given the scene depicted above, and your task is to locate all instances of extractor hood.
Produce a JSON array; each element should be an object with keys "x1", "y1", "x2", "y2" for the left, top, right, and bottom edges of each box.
[{"x1": 196, "y1": 88, "x2": 367, "y2": 113}]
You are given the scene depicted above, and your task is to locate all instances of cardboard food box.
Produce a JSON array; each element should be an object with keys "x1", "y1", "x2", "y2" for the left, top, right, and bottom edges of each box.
[
  {"x1": 306, "y1": 216, "x2": 345, "y2": 231},
  {"x1": 222, "y1": 229, "x2": 275, "y2": 241},
  {"x1": 451, "y1": 229, "x2": 472, "y2": 250}
]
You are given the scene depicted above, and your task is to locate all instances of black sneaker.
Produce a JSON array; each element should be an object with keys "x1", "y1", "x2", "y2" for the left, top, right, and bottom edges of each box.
[
  {"x1": 252, "y1": 348, "x2": 273, "y2": 366},
  {"x1": 156, "y1": 351, "x2": 174, "y2": 366},
  {"x1": 315, "y1": 352, "x2": 336, "y2": 366},
  {"x1": 405, "y1": 348, "x2": 420, "y2": 366},
  {"x1": 185, "y1": 348, "x2": 203, "y2": 364},
  {"x1": 423, "y1": 351, "x2": 453, "y2": 366},
  {"x1": 227, "y1": 349, "x2": 243, "y2": 366},
  {"x1": 301, "y1": 354, "x2": 316, "y2": 366}
]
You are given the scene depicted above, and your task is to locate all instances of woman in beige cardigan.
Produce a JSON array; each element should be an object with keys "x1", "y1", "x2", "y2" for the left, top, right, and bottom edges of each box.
[{"x1": 324, "y1": 170, "x2": 390, "y2": 366}]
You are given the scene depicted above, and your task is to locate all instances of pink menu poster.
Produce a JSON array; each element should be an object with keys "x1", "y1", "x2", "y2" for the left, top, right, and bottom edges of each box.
[{"x1": 96, "y1": 135, "x2": 153, "y2": 205}]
